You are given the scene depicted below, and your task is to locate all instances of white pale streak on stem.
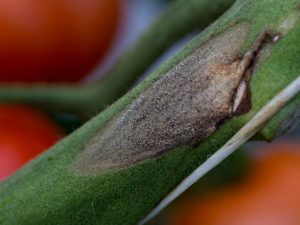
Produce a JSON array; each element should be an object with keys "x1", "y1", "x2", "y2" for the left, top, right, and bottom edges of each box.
[{"x1": 139, "y1": 76, "x2": 300, "y2": 225}]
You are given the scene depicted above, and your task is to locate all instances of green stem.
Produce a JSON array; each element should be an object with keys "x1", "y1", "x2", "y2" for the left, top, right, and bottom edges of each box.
[
  {"x1": 0, "y1": 0, "x2": 235, "y2": 117},
  {"x1": 1, "y1": 0, "x2": 300, "y2": 225}
]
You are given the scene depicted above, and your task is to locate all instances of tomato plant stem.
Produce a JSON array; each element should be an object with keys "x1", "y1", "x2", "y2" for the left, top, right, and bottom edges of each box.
[{"x1": 1, "y1": 1, "x2": 300, "y2": 225}]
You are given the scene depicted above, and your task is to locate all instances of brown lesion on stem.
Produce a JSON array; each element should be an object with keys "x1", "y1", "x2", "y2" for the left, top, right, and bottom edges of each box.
[
  {"x1": 72, "y1": 24, "x2": 281, "y2": 175},
  {"x1": 232, "y1": 29, "x2": 282, "y2": 116}
]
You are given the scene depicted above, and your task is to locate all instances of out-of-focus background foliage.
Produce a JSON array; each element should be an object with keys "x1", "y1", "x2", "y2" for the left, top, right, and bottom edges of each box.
[{"x1": 0, "y1": 1, "x2": 300, "y2": 224}]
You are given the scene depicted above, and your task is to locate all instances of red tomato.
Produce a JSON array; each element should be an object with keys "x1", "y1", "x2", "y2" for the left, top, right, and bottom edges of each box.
[
  {"x1": 0, "y1": 0, "x2": 120, "y2": 83},
  {"x1": 168, "y1": 142, "x2": 300, "y2": 225},
  {"x1": 0, "y1": 104, "x2": 64, "y2": 180}
]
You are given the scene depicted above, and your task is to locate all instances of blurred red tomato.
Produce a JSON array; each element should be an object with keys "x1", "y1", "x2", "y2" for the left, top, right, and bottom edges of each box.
[
  {"x1": 0, "y1": 104, "x2": 64, "y2": 180},
  {"x1": 0, "y1": 0, "x2": 120, "y2": 83},
  {"x1": 168, "y1": 142, "x2": 300, "y2": 225}
]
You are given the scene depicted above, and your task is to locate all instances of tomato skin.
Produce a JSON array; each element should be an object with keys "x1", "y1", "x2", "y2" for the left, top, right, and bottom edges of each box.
[
  {"x1": 169, "y1": 142, "x2": 300, "y2": 225},
  {"x1": 0, "y1": 104, "x2": 64, "y2": 180},
  {"x1": 0, "y1": 0, "x2": 120, "y2": 83}
]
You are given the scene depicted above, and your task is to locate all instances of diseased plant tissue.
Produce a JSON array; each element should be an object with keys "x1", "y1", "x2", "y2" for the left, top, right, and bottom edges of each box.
[{"x1": 73, "y1": 24, "x2": 279, "y2": 175}]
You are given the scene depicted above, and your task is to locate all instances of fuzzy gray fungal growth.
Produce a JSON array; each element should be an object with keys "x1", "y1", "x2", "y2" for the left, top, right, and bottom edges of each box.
[{"x1": 73, "y1": 24, "x2": 273, "y2": 175}]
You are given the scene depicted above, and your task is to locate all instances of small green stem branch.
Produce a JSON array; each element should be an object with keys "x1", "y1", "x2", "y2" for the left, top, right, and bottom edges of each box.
[
  {"x1": 0, "y1": 0, "x2": 235, "y2": 117},
  {"x1": 1, "y1": 0, "x2": 300, "y2": 225}
]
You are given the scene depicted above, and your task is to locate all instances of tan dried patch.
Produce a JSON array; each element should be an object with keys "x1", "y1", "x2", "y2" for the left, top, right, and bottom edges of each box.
[{"x1": 72, "y1": 24, "x2": 277, "y2": 175}]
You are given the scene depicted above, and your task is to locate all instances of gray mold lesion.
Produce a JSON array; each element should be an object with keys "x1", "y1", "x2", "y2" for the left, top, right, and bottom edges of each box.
[{"x1": 73, "y1": 24, "x2": 275, "y2": 175}]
